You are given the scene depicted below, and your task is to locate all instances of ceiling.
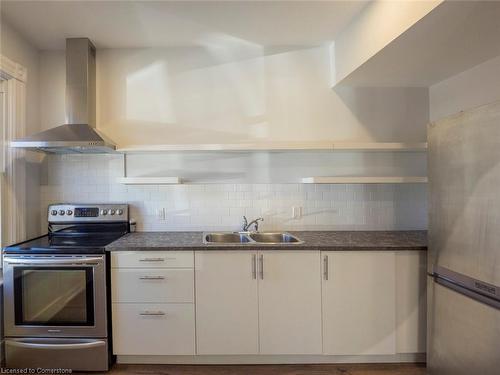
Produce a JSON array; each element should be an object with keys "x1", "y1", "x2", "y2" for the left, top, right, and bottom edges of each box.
[{"x1": 0, "y1": 1, "x2": 368, "y2": 50}]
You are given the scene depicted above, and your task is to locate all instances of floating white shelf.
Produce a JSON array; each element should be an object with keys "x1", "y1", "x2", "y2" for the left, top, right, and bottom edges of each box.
[
  {"x1": 116, "y1": 142, "x2": 427, "y2": 153},
  {"x1": 116, "y1": 177, "x2": 182, "y2": 185},
  {"x1": 331, "y1": 142, "x2": 427, "y2": 151},
  {"x1": 301, "y1": 177, "x2": 428, "y2": 184}
]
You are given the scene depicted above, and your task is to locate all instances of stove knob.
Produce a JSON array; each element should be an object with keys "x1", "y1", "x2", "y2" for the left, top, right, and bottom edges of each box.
[
  {"x1": 101, "y1": 209, "x2": 108, "y2": 216},
  {"x1": 110, "y1": 209, "x2": 116, "y2": 216},
  {"x1": 59, "y1": 210, "x2": 65, "y2": 216},
  {"x1": 66, "y1": 210, "x2": 73, "y2": 216},
  {"x1": 117, "y1": 209, "x2": 123, "y2": 216},
  {"x1": 51, "y1": 210, "x2": 58, "y2": 216}
]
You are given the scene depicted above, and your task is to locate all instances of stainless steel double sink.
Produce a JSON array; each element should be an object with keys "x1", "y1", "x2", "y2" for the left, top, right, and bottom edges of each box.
[{"x1": 203, "y1": 232, "x2": 304, "y2": 245}]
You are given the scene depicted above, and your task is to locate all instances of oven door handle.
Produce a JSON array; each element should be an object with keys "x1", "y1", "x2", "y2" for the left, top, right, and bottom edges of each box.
[
  {"x1": 6, "y1": 340, "x2": 106, "y2": 350},
  {"x1": 4, "y1": 257, "x2": 103, "y2": 266}
]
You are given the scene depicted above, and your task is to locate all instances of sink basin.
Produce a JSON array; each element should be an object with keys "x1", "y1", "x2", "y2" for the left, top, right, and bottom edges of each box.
[
  {"x1": 204, "y1": 232, "x2": 252, "y2": 244},
  {"x1": 249, "y1": 232, "x2": 303, "y2": 244},
  {"x1": 203, "y1": 232, "x2": 303, "y2": 245}
]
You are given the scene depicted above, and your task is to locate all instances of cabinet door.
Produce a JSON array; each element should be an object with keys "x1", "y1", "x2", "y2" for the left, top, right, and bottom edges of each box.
[
  {"x1": 322, "y1": 251, "x2": 396, "y2": 355},
  {"x1": 195, "y1": 251, "x2": 259, "y2": 355},
  {"x1": 258, "y1": 251, "x2": 322, "y2": 355},
  {"x1": 396, "y1": 251, "x2": 427, "y2": 353}
]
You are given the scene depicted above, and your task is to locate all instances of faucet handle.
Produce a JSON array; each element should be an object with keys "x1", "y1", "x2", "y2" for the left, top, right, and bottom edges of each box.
[
  {"x1": 255, "y1": 220, "x2": 260, "y2": 232},
  {"x1": 242, "y1": 216, "x2": 248, "y2": 231},
  {"x1": 254, "y1": 217, "x2": 264, "y2": 232}
]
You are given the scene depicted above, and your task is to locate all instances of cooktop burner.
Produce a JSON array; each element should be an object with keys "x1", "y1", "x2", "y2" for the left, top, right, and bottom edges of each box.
[
  {"x1": 4, "y1": 203, "x2": 129, "y2": 254},
  {"x1": 4, "y1": 232, "x2": 127, "y2": 254}
]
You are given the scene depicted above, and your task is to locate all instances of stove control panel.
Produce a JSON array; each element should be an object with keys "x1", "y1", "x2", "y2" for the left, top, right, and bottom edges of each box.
[{"x1": 48, "y1": 204, "x2": 128, "y2": 223}]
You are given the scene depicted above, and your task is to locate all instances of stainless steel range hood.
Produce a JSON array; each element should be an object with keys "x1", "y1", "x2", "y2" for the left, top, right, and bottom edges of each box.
[{"x1": 11, "y1": 38, "x2": 116, "y2": 154}]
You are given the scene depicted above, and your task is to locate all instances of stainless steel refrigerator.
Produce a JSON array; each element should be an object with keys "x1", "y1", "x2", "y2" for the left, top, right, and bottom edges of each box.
[{"x1": 428, "y1": 100, "x2": 500, "y2": 375}]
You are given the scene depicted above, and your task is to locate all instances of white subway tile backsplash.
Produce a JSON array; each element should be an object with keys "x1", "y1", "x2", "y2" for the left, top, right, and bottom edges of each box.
[{"x1": 40, "y1": 155, "x2": 427, "y2": 232}]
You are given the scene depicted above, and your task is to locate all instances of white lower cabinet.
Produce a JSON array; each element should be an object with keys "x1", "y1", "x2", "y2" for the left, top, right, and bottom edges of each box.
[
  {"x1": 112, "y1": 303, "x2": 195, "y2": 355},
  {"x1": 321, "y1": 250, "x2": 427, "y2": 356},
  {"x1": 195, "y1": 251, "x2": 259, "y2": 355},
  {"x1": 395, "y1": 251, "x2": 427, "y2": 353},
  {"x1": 111, "y1": 249, "x2": 426, "y2": 360},
  {"x1": 322, "y1": 251, "x2": 397, "y2": 355},
  {"x1": 194, "y1": 250, "x2": 322, "y2": 355},
  {"x1": 111, "y1": 251, "x2": 195, "y2": 356},
  {"x1": 258, "y1": 251, "x2": 322, "y2": 354}
]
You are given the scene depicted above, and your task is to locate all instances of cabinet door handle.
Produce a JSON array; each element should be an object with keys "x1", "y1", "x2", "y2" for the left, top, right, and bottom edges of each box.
[
  {"x1": 252, "y1": 254, "x2": 257, "y2": 279},
  {"x1": 259, "y1": 254, "x2": 264, "y2": 280},
  {"x1": 323, "y1": 255, "x2": 329, "y2": 280},
  {"x1": 139, "y1": 311, "x2": 165, "y2": 316},
  {"x1": 139, "y1": 258, "x2": 165, "y2": 262},
  {"x1": 139, "y1": 276, "x2": 165, "y2": 280}
]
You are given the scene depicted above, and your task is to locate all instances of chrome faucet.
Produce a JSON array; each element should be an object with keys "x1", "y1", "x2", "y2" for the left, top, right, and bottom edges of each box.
[{"x1": 242, "y1": 216, "x2": 264, "y2": 232}]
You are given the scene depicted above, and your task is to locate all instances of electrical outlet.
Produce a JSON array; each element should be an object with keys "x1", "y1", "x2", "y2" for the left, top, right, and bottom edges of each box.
[{"x1": 292, "y1": 206, "x2": 302, "y2": 219}]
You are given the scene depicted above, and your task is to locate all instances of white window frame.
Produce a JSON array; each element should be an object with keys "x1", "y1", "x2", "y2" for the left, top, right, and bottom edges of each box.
[{"x1": 0, "y1": 54, "x2": 28, "y2": 249}]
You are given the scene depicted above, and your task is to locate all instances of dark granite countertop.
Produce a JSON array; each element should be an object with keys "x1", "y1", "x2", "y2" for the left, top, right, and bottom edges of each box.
[{"x1": 106, "y1": 231, "x2": 427, "y2": 251}]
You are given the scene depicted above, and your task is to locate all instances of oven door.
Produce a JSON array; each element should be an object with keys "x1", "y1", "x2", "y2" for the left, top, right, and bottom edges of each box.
[{"x1": 3, "y1": 255, "x2": 106, "y2": 338}]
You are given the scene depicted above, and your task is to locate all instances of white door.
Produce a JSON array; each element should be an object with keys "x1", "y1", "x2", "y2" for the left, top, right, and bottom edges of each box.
[
  {"x1": 322, "y1": 251, "x2": 396, "y2": 355},
  {"x1": 258, "y1": 250, "x2": 322, "y2": 355},
  {"x1": 195, "y1": 251, "x2": 259, "y2": 355}
]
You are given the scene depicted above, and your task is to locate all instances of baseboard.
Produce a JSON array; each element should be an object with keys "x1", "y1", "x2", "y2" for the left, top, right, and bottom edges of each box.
[{"x1": 117, "y1": 353, "x2": 425, "y2": 365}]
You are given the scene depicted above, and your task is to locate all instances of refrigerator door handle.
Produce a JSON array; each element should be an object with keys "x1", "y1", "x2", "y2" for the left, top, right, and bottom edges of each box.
[
  {"x1": 435, "y1": 275, "x2": 500, "y2": 311},
  {"x1": 434, "y1": 266, "x2": 500, "y2": 301}
]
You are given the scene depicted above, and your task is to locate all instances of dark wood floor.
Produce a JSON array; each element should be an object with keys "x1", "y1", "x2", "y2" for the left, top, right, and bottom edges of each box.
[{"x1": 90, "y1": 363, "x2": 426, "y2": 375}]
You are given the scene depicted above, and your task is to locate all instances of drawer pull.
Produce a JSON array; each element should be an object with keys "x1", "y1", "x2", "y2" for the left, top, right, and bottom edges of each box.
[
  {"x1": 139, "y1": 276, "x2": 165, "y2": 280},
  {"x1": 139, "y1": 311, "x2": 166, "y2": 316},
  {"x1": 252, "y1": 254, "x2": 257, "y2": 279},
  {"x1": 139, "y1": 258, "x2": 165, "y2": 262},
  {"x1": 259, "y1": 254, "x2": 264, "y2": 280},
  {"x1": 323, "y1": 255, "x2": 329, "y2": 281}
]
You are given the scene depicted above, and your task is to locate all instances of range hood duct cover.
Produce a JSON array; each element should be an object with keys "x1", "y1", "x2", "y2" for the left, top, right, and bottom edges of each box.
[{"x1": 11, "y1": 38, "x2": 116, "y2": 154}]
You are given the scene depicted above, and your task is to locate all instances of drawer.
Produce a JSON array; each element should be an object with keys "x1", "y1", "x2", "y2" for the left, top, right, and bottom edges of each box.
[
  {"x1": 112, "y1": 303, "x2": 195, "y2": 355},
  {"x1": 111, "y1": 251, "x2": 193, "y2": 268},
  {"x1": 111, "y1": 268, "x2": 194, "y2": 303}
]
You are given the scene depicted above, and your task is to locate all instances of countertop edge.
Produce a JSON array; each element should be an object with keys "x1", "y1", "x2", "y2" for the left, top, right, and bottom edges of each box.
[
  {"x1": 106, "y1": 246, "x2": 427, "y2": 253},
  {"x1": 105, "y1": 230, "x2": 427, "y2": 252},
  {"x1": 106, "y1": 245, "x2": 427, "y2": 252}
]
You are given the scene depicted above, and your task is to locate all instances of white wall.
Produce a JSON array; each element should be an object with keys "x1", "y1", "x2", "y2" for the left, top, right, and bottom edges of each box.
[
  {"x1": 1, "y1": 20, "x2": 39, "y2": 136},
  {"x1": 39, "y1": 50, "x2": 65, "y2": 131},
  {"x1": 41, "y1": 46, "x2": 428, "y2": 146},
  {"x1": 0, "y1": 19, "x2": 41, "y2": 239},
  {"x1": 39, "y1": 45, "x2": 429, "y2": 231},
  {"x1": 41, "y1": 154, "x2": 427, "y2": 232},
  {"x1": 430, "y1": 54, "x2": 500, "y2": 121}
]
